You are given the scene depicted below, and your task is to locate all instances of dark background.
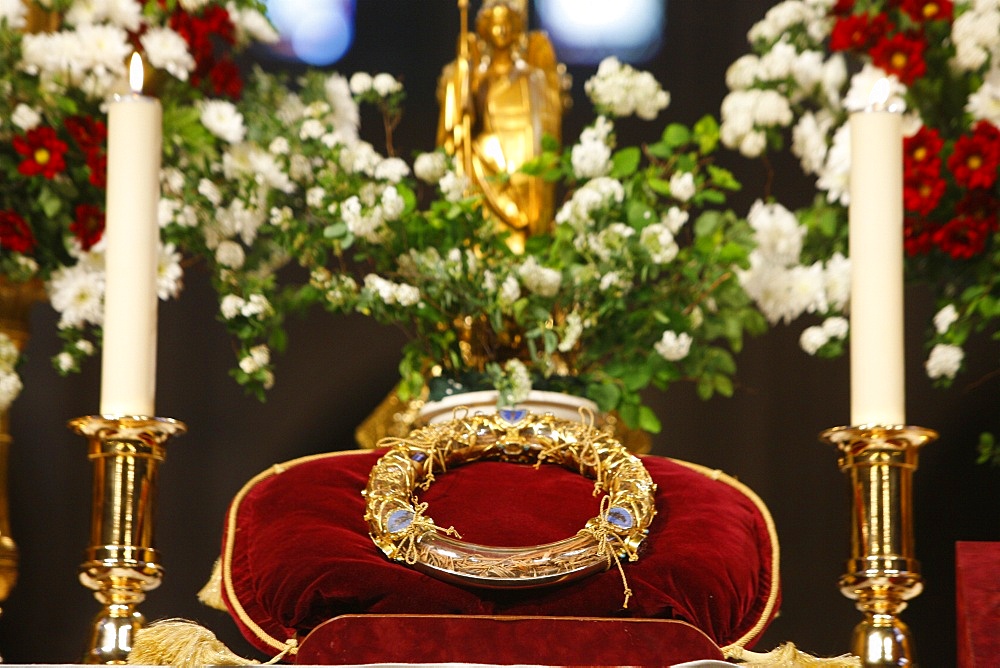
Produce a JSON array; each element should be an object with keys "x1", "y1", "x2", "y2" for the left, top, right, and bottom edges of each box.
[{"x1": 1, "y1": 1, "x2": 997, "y2": 664}]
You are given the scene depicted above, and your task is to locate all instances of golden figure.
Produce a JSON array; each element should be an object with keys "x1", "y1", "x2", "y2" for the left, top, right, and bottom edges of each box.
[{"x1": 437, "y1": 0, "x2": 568, "y2": 253}]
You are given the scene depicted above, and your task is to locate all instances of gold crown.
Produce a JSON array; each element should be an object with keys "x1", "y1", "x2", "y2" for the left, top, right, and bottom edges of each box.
[{"x1": 482, "y1": 0, "x2": 528, "y2": 20}]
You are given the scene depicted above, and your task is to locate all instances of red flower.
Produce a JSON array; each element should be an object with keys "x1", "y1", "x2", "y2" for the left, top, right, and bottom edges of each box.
[
  {"x1": 932, "y1": 215, "x2": 994, "y2": 260},
  {"x1": 832, "y1": 0, "x2": 856, "y2": 16},
  {"x1": 86, "y1": 152, "x2": 107, "y2": 189},
  {"x1": 869, "y1": 32, "x2": 928, "y2": 85},
  {"x1": 956, "y1": 188, "x2": 1000, "y2": 220},
  {"x1": 899, "y1": 0, "x2": 953, "y2": 22},
  {"x1": 64, "y1": 115, "x2": 107, "y2": 154},
  {"x1": 904, "y1": 126, "x2": 944, "y2": 173},
  {"x1": 169, "y1": 5, "x2": 240, "y2": 97},
  {"x1": 0, "y1": 211, "x2": 36, "y2": 254},
  {"x1": 830, "y1": 13, "x2": 892, "y2": 52},
  {"x1": 947, "y1": 121, "x2": 1000, "y2": 190},
  {"x1": 70, "y1": 204, "x2": 105, "y2": 251},
  {"x1": 904, "y1": 216, "x2": 938, "y2": 256},
  {"x1": 904, "y1": 172, "x2": 946, "y2": 216},
  {"x1": 65, "y1": 115, "x2": 108, "y2": 188},
  {"x1": 12, "y1": 126, "x2": 69, "y2": 179},
  {"x1": 208, "y1": 58, "x2": 243, "y2": 98},
  {"x1": 903, "y1": 127, "x2": 946, "y2": 215}
]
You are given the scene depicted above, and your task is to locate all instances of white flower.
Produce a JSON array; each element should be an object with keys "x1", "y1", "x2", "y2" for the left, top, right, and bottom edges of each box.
[
  {"x1": 157, "y1": 243, "x2": 183, "y2": 300},
  {"x1": 414, "y1": 152, "x2": 448, "y2": 183},
  {"x1": 747, "y1": 199, "x2": 804, "y2": 266},
  {"x1": 324, "y1": 73, "x2": 360, "y2": 138},
  {"x1": 227, "y1": 4, "x2": 280, "y2": 44},
  {"x1": 639, "y1": 223, "x2": 678, "y2": 264},
  {"x1": 200, "y1": 100, "x2": 246, "y2": 144},
  {"x1": 669, "y1": 171, "x2": 696, "y2": 202},
  {"x1": 140, "y1": 27, "x2": 195, "y2": 82},
  {"x1": 933, "y1": 304, "x2": 959, "y2": 335},
  {"x1": 380, "y1": 186, "x2": 405, "y2": 221},
  {"x1": 823, "y1": 252, "x2": 851, "y2": 311},
  {"x1": 661, "y1": 207, "x2": 689, "y2": 234},
  {"x1": 584, "y1": 57, "x2": 670, "y2": 119},
  {"x1": 966, "y1": 68, "x2": 1000, "y2": 126},
  {"x1": 439, "y1": 170, "x2": 469, "y2": 202},
  {"x1": 518, "y1": 257, "x2": 561, "y2": 297},
  {"x1": 0, "y1": 371, "x2": 22, "y2": 412},
  {"x1": 11, "y1": 104, "x2": 41, "y2": 130},
  {"x1": 821, "y1": 316, "x2": 849, "y2": 340},
  {"x1": 374, "y1": 157, "x2": 410, "y2": 183},
  {"x1": 505, "y1": 359, "x2": 533, "y2": 403},
  {"x1": 925, "y1": 344, "x2": 964, "y2": 380},
  {"x1": 791, "y1": 111, "x2": 833, "y2": 175},
  {"x1": 220, "y1": 295, "x2": 245, "y2": 320},
  {"x1": 48, "y1": 263, "x2": 105, "y2": 329},
  {"x1": 56, "y1": 352, "x2": 76, "y2": 374},
  {"x1": 197, "y1": 178, "x2": 222, "y2": 206},
  {"x1": 571, "y1": 137, "x2": 612, "y2": 179},
  {"x1": 372, "y1": 73, "x2": 402, "y2": 97},
  {"x1": 558, "y1": 312, "x2": 585, "y2": 353},
  {"x1": 0, "y1": 0, "x2": 27, "y2": 30},
  {"x1": 816, "y1": 122, "x2": 851, "y2": 206},
  {"x1": 799, "y1": 325, "x2": 829, "y2": 355},
  {"x1": 239, "y1": 344, "x2": 271, "y2": 374},
  {"x1": 655, "y1": 330, "x2": 693, "y2": 361},
  {"x1": 0, "y1": 335, "x2": 16, "y2": 368},
  {"x1": 215, "y1": 240, "x2": 245, "y2": 269},
  {"x1": 498, "y1": 275, "x2": 521, "y2": 307},
  {"x1": 240, "y1": 294, "x2": 272, "y2": 319},
  {"x1": 348, "y1": 72, "x2": 373, "y2": 95}
]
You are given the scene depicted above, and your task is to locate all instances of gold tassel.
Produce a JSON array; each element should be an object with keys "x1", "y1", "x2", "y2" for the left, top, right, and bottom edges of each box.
[
  {"x1": 198, "y1": 558, "x2": 228, "y2": 611},
  {"x1": 127, "y1": 618, "x2": 259, "y2": 667},
  {"x1": 725, "y1": 643, "x2": 861, "y2": 667}
]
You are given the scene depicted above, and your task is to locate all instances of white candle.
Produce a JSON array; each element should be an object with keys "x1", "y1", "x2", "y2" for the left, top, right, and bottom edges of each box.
[
  {"x1": 848, "y1": 79, "x2": 905, "y2": 427},
  {"x1": 99, "y1": 53, "x2": 162, "y2": 417}
]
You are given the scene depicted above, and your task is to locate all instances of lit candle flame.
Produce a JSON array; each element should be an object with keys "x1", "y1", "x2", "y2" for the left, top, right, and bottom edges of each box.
[
  {"x1": 129, "y1": 52, "x2": 144, "y2": 94},
  {"x1": 867, "y1": 78, "x2": 891, "y2": 111}
]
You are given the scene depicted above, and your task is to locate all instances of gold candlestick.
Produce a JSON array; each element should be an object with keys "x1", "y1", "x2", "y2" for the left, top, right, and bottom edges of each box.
[
  {"x1": 820, "y1": 424, "x2": 937, "y2": 667},
  {"x1": 69, "y1": 415, "x2": 186, "y2": 664}
]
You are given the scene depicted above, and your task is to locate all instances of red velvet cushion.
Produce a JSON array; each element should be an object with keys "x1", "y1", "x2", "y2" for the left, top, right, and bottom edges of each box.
[
  {"x1": 218, "y1": 450, "x2": 779, "y2": 658},
  {"x1": 296, "y1": 614, "x2": 727, "y2": 665}
]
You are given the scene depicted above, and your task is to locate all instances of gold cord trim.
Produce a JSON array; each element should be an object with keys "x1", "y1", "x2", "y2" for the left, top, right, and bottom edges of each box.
[
  {"x1": 220, "y1": 450, "x2": 365, "y2": 654},
  {"x1": 669, "y1": 459, "x2": 781, "y2": 652}
]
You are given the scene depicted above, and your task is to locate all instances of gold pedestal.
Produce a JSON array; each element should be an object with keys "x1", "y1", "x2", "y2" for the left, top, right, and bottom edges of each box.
[
  {"x1": 69, "y1": 415, "x2": 186, "y2": 664},
  {"x1": 820, "y1": 424, "x2": 937, "y2": 667}
]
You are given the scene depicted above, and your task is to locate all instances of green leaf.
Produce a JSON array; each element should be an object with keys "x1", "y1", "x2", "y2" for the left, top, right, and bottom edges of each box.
[
  {"x1": 610, "y1": 146, "x2": 641, "y2": 178},
  {"x1": 324, "y1": 222, "x2": 348, "y2": 238},
  {"x1": 587, "y1": 381, "x2": 621, "y2": 412},
  {"x1": 637, "y1": 405, "x2": 662, "y2": 433},
  {"x1": 648, "y1": 177, "x2": 672, "y2": 196},
  {"x1": 692, "y1": 115, "x2": 720, "y2": 153},
  {"x1": 661, "y1": 123, "x2": 691, "y2": 149}
]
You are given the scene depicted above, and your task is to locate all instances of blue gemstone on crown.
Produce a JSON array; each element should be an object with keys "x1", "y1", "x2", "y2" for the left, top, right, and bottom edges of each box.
[
  {"x1": 498, "y1": 408, "x2": 528, "y2": 424},
  {"x1": 606, "y1": 506, "x2": 634, "y2": 530},
  {"x1": 410, "y1": 451, "x2": 427, "y2": 462},
  {"x1": 387, "y1": 509, "x2": 414, "y2": 533}
]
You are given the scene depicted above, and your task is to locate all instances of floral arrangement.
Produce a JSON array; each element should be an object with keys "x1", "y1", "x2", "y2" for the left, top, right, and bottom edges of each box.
[
  {"x1": 0, "y1": 0, "x2": 277, "y2": 371},
  {"x1": 168, "y1": 56, "x2": 767, "y2": 434},
  {"x1": 0, "y1": 0, "x2": 768, "y2": 434},
  {"x1": 0, "y1": 332, "x2": 22, "y2": 412},
  {"x1": 720, "y1": 0, "x2": 1000, "y2": 460}
]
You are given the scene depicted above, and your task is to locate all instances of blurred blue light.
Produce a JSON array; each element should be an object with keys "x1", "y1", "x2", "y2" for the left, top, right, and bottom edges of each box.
[
  {"x1": 264, "y1": 0, "x2": 355, "y2": 65},
  {"x1": 536, "y1": 0, "x2": 664, "y2": 64}
]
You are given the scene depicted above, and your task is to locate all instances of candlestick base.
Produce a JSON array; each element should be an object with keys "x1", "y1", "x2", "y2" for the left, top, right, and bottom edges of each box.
[
  {"x1": 69, "y1": 415, "x2": 186, "y2": 665},
  {"x1": 820, "y1": 424, "x2": 937, "y2": 668}
]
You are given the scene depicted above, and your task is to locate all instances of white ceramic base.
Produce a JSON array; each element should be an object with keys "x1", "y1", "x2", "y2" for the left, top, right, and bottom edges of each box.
[{"x1": 419, "y1": 389, "x2": 598, "y2": 424}]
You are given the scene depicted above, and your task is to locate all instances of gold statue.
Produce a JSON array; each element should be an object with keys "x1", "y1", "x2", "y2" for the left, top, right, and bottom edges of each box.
[{"x1": 437, "y1": 0, "x2": 568, "y2": 253}]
